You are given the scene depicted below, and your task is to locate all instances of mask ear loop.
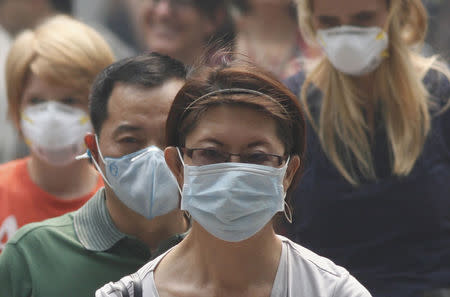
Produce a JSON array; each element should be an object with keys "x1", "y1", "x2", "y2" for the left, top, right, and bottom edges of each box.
[
  {"x1": 284, "y1": 200, "x2": 293, "y2": 224},
  {"x1": 88, "y1": 135, "x2": 112, "y2": 188},
  {"x1": 175, "y1": 147, "x2": 185, "y2": 196},
  {"x1": 282, "y1": 156, "x2": 293, "y2": 223},
  {"x1": 176, "y1": 147, "x2": 191, "y2": 221}
]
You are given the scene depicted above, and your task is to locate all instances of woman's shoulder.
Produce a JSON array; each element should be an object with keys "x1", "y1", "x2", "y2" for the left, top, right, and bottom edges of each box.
[
  {"x1": 95, "y1": 249, "x2": 170, "y2": 297},
  {"x1": 278, "y1": 235, "x2": 372, "y2": 296},
  {"x1": 279, "y1": 235, "x2": 349, "y2": 277}
]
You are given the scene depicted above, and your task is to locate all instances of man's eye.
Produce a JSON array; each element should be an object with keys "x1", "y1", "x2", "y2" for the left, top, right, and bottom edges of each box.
[
  {"x1": 29, "y1": 97, "x2": 45, "y2": 105},
  {"x1": 120, "y1": 137, "x2": 138, "y2": 144}
]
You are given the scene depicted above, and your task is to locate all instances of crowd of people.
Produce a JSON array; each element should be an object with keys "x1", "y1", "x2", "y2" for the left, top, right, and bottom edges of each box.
[{"x1": 0, "y1": 0, "x2": 449, "y2": 297}]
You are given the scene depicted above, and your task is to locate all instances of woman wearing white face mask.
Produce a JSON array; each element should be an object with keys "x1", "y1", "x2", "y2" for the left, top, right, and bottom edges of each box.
[
  {"x1": 96, "y1": 59, "x2": 372, "y2": 297},
  {"x1": 0, "y1": 15, "x2": 113, "y2": 251},
  {"x1": 283, "y1": 0, "x2": 450, "y2": 296}
]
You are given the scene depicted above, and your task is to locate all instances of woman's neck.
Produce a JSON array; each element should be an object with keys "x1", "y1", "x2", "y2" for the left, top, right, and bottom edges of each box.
[
  {"x1": 27, "y1": 155, "x2": 98, "y2": 199},
  {"x1": 163, "y1": 222, "x2": 282, "y2": 290}
]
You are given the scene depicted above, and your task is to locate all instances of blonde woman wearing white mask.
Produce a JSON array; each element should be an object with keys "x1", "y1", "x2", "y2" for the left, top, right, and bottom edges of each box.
[
  {"x1": 0, "y1": 15, "x2": 112, "y2": 251},
  {"x1": 284, "y1": 0, "x2": 450, "y2": 296}
]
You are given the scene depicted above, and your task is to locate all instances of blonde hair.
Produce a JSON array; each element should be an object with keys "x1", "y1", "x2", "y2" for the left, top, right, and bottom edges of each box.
[
  {"x1": 6, "y1": 15, "x2": 115, "y2": 125},
  {"x1": 295, "y1": 0, "x2": 450, "y2": 185}
]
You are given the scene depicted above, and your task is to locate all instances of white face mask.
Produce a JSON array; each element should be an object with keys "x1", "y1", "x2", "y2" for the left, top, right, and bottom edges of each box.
[
  {"x1": 177, "y1": 148, "x2": 289, "y2": 242},
  {"x1": 317, "y1": 25, "x2": 389, "y2": 76},
  {"x1": 21, "y1": 101, "x2": 92, "y2": 166}
]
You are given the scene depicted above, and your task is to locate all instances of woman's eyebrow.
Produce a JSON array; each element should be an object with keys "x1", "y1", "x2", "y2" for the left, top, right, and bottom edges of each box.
[
  {"x1": 247, "y1": 140, "x2": 271, "y2": 149},
  {"x1": 317, "y1": 15, "x2": 340, "y2": 23}
]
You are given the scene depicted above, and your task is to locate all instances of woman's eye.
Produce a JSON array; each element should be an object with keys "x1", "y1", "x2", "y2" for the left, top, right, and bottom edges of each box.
[
  {"x1": 61, "y1": 97, "x2": 81, "y2": 106},
  {"x1": 353, "y1": 12, "x2": 375, "y2": 26},
  {"x1": 247, "y1": 153, "x2": 270, "y2": 164},
  {"x1": 198, "y1": 149, "x2": 223, "y2": 160},
  {"x1": 29, "y1": 97, "x2": 45, "y2": 105},
  {"x1": 203, "y1": 149, "x2": 220, "y2": 157},
  {"x1": 317, "y1": 16, "x2": 340, "y2": 28},
  {"x1": 192, "y1": 148, "x2": 225, "y2": 164}
]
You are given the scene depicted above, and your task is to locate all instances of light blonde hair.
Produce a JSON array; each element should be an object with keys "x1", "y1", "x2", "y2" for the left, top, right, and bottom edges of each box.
[
  {"x1": 6, "y1": 15, "x2": 115, "y2": 126},
  {"x1": 296, "y1": 0, "x2": 450, "y2": 185}
]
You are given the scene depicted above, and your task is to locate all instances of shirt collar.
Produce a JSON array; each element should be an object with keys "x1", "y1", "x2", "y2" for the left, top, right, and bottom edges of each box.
[{"x1": 73, "y1": 188, "x2": 126, "y2": 251}]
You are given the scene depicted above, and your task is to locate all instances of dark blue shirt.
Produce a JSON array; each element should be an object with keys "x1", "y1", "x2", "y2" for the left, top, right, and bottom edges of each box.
[{"x1": 285, "y1": 70, "x2": 450, "y2": 297}]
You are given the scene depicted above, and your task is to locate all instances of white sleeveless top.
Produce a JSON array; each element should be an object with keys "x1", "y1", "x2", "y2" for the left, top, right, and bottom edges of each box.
[{"x1": 96, "y1": 236, "x2": 372, "y2": 297}]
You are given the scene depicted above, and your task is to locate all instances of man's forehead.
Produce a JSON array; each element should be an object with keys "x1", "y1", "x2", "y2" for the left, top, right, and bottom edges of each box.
[
  {"x1": 107, "y1": 82, "x2": 171, "y2": 114},
  {"x1": 102, "y1": 80, "x2": 184, "y2": 134}
]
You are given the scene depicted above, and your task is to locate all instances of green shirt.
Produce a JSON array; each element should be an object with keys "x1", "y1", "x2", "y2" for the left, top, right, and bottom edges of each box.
[{"x1": 0, "y1": 188, "x2": 184, "y2": 297}]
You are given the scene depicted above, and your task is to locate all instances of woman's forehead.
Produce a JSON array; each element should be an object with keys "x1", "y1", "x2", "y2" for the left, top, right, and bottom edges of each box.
[
  {"x1": 312, "y1": 0, "x2": 383, "y2": 14},
  {"x1": 184, "y1": 105, "x2": 284, "y2": 149}
]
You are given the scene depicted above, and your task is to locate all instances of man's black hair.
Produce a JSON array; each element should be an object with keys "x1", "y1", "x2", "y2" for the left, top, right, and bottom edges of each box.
[{"x1": 89, "y1": 52, "x2": 187, "y2": 135}]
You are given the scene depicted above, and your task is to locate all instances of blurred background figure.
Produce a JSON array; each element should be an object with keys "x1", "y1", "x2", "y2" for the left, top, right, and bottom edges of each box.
[
  {"x1": 231, "y1": 0, "x2": 317, "y2": 80},
  {"x1": 0, "y1": 0, "x2": 72, "y2": 164},
  {"x1": 423, "y1": 0, "x2": 450, "y2": 60},
  {"x1": 0, "y1": 0, "x2": 133, "y2": 165},
  {"x1": 124, "y1": 0, "x2": 234, "y2": 65},
  {"x1": 0, "y1": 0, "x2": 71, "y2": 36},
  {"x1": 73, "y1": 0, "x2": 136, "y2": 59},
  {"x1": 0, "y1": 15, "x2": 112, "y2": 252},
  {"x1": 285, "y1": 0, "x2": 450, "y2": 296}
]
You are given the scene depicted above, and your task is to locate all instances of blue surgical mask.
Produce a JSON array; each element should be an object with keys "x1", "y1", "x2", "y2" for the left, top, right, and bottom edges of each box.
[
  {"x1": 177, "y1": 148, "x2": 288, "y2": 242},
  {"x1": 88, "y1": 136, "x2": 179, "y2": 219}
]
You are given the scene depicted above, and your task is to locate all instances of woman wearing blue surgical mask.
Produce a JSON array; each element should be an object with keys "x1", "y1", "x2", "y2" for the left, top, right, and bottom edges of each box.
[
  {"x1": 283, "y1": 0, "x2": 450, "y2": 296},
  {"x1": 0, "y1": 15, "x2": 112, "y2": 251},
  {"x1": 96, "y1": 58, "x2": 372, "y2": 297}
]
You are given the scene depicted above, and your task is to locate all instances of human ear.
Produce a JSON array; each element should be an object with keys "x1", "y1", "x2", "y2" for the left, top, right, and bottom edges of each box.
[
  {"x1": 283, "y1": 155, "x2": 300, "y2": 192},
  {"x1": 164, "y1": 146, "x2": 184, "y2": 189},
  {"x1": 84, "y1": 132, "x2": 99, "y2": 163}
]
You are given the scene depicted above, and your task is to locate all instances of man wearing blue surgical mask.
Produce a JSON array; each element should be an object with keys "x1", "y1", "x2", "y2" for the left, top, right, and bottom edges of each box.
[{"x1": 0, "y1": 52, "x2": 189, "y2": 297}]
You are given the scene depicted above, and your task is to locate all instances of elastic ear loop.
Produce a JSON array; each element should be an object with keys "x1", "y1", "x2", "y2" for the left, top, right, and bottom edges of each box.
[
  {"x1": 176, "y1": 148, "x2": 191, "y2": 221},
  {"x1": 175, "y1": 147, "x2": 185, "y2": 196},
  {"x1": 282, "y1": 157, "x2": 293, "y2": 224},
  {"x1": 88, "y1": 135, "x2": 113, "y2": 188},
  {"x1": 284, "y1": 200, "x2": 293, "y2": 224}
]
